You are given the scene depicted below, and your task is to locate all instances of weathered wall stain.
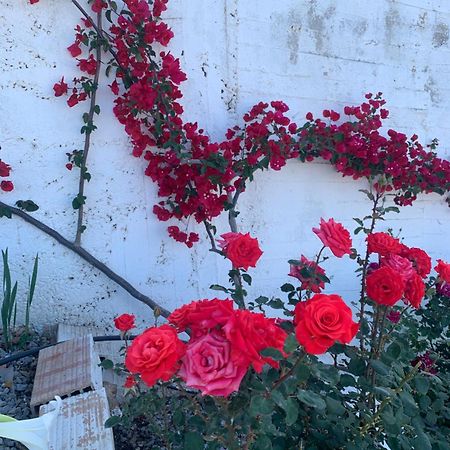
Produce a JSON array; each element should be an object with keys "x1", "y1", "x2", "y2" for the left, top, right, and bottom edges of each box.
[
  {"x1": 432, "y1": 22, "x2": 449, "y2": 47},
  {"x1": 287, "y1": 9, "x2": 302, "y2": 64},
  {"x1": 307, "y1": 0, "x2": 336, "y2": 53}
]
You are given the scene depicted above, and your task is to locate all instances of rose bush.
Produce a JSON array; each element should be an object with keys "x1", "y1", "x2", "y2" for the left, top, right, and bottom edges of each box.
[{"x1": 107, "y1": 194, "x2": 449, "y2": 449}]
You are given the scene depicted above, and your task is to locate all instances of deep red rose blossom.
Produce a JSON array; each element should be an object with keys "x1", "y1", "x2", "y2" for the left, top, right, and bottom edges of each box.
[
  {"x1": 435, "y1": 259, "x2": 450, "y2": 283},
  {"x1": 289, "y1": 255, "x2": 327, "y2": 293},
  {"x1": 223, "y1": 309, "x2": 287, "y2": 372},
  {"x1": 218, "y1": 232, "x2": 263, "y2": 270},
  {"x1": 294, "y1": 294, "x2": 359, "y2": 354},
  {"x1": 404, "y1": 273, "x2": 425, "y2": 309},
  {"x1": 125, "y1": 324, "x2": 185, "y2": 387},
  {"x1": 401, "y1": 247, "x2": 432, "y2": 278},
  {"x1": 367, "y1": 232, "x2": 403, "y2": 256},
  {"x1": 312, "y1": 218, "x2": 352, "y2": 258},
  {"x1": 366, "y1": 266, "x2": 405, "y2": 306},
  {"x1": 168, "y1": 298, "x2": 234, "y2": 337},
  {"x1": 114, "y1": 313, "x2": 135, "y2": 332}
]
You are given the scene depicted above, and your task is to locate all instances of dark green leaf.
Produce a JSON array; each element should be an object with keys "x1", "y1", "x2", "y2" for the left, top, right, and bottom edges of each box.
[
  {"x1": 283, "y1": 334, "x2": 298, "y2": 353},
  {"x1": 184, "y1": 431, "x2": 204, "y2": 450},
  {"x1": 104, "y1": 415, "x2": 121, "y2": 428},
  {"x1": 242, "y1": 273, "x2": 252, "y2": 285},
  {"x1": 297, "y1": 390, "x2": 326, "y2": 410},
  {"x1": 99, "y1": 359, "x2": 114, "y2": 370},
  {"x1": 209, "y1": 284, "x2": 228, "y2": 293},
  {"x1": 260, "y1": 347, "x2": 284, "y2": 361},
  {"x1": 15, "y1": 200, "x2": 39, "y2": 212},
  {"x1": 250, "y1": 395, "x2": 274, "y2": 416},
  {"x1": 414, "y1": 376, "x2": 429, "y2": 395},
  {"x1": 370, "y1": 359, "x2": 390, "y2": 376},
  {"x1": 280, "y1": 283, "x2": 295, "y2": 292}
]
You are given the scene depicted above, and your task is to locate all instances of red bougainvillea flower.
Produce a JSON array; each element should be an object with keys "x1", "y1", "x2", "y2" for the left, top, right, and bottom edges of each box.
[
  {"x1": 435, "y1": 259, "x2": 450, "y2": 283},
  {"x1": 124, "y1": 375, "x2": 137, "y2": 389},
  {"x1": 179, "y1": 330, "x2": 248, "y2": 397},
  {"x1": 218, "y1": 232, "x2": 263, "y2": 270},
  {"x1": 168, "y1": 298, "x2": 234, "y2": 337},
  {"x1": 289, "y1": 255, "x2": 327, "y2": 293},
  {"x1": 114, "y1": 313, "x2": 135, "y2": 332},
  {"x1": 294, "y1": 294, "x2": 359, "y2": 355},
  {"x1": 53, "y1": 77, "x2": 68, "y2": 97},
  {"x1": 0, "y1": 160, "x2": 11, "y2": 178},
  {"x1": 125, "y1": 324, "x2": 185, "y2": 387},
  {"x1": 401, "y1": 247, "x2": 432, "y2": 278},
  {"x1": 0, "y1": 181, "x2": 14, "y2": 192},
  {"x1": 381, "y1": 254, "x2": 414, "y2": 282},
  {"x1": 223, "y1": 309, "x2": 287, "y2": 373},
  {"x1": 312, "y1": 218, "x2": 352, "y2": 258},
  {"x1": 366, "y1": 266, "x2": 406, "y2": 306},
  {"x1": 404, "y1": 273, "x2": 425, "y2": 309},
  {"x1": 367, "y1": 232, "x2": 403, "y2": 256},
  {"x1": 30, "y1": 0, "x2": 39, "y2": 4},
  {"x1": 67, "y1": 42, "x2": 82, "y2": 57},
  {"x1": 78, "y1": 55, "x2": 97, "y2": 75}
]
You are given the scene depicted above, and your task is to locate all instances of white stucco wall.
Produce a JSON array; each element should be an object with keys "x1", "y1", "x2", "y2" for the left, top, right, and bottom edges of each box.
[{"x1": 0, "y1": 0, "x2": 449, "y2": 332}]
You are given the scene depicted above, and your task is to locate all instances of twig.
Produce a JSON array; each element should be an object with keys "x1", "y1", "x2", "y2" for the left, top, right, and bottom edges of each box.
[
  {"x1": 75, "y1": 11, "x2": 103, "y2": 245},
  {"x1": 0, "y1": 201, "x2": 171, "y2": 317},
  {"x1": 203, "y1": 220, "x2": 223, "y2": 256}
]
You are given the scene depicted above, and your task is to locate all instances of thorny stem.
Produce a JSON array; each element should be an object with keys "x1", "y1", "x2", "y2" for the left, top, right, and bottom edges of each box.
[
  {"x1": 271, "y1": 351, "x2": 306, "y2": 391},
  {"x1": 360, "y1": 362, "x2": 421, "y2": 436},
  {"x1": 75, "y1": 11, "x2": 103, "y2": 245},
  {"x1": 359, "y1": 191, "x2": 382, "y2": 352},
  {"x1": 0, "y1": 201, "x2": 171, "y2": 317}
]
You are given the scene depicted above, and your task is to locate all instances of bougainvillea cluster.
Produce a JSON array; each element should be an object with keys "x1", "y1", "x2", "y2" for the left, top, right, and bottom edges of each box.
[
  {"x1": 0, "y1": 159, "x2": 13, "y2": 192},
  {"x1": 22, "y1": 0, "x2": 449, "y2": 248}
]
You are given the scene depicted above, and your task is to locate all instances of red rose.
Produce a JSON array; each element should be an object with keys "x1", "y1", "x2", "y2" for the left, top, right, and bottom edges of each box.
[
  {"x1": 366, "y1": 266, "x2": 405, "y2": 306},
  {"x1": 114, "y1": 313, "x2": 135, "y2": 332},
  {"x1": 218, "y1": 232, "x2": 263, "y2": 270},
  {"x1": 435, "y1": 259, "x2": 450, "y2": 283},
  {"x1": 0, "y1": 181, "x2": 14, "y2": 192},
  {"x1": 294, "y1": 294, "x2": 359, "y2": 355},
  {"x1": 289, "y1": 255, "x2": 327, "y2": 293},
  {"x1": 223, "y1": 310, "x2": 287, "y2": 373},
  {"x1": 401, "y1": 247, "x2": 431, "y2": 278},
  {"x1": 125, "y1": 325, "x2": 185, "y2": 387},
  {"x1": 179, "y1": 330, "x2": 247, "y2": 397},
  {"x1": 312, "y1": 218, "x2": 352, "y2": 258},
  {"x1": 404, "y1": 273, "x2": 425, "y2": 309},
  {"x1": 0, "y1": 160, "x2": 11, "y2": 177},
  {"x1": 168, "y1": 299, "x2": 234, "y2": 337},
  {"x1": 367, "y1": 232, "x2": 402, "y2": 256}
]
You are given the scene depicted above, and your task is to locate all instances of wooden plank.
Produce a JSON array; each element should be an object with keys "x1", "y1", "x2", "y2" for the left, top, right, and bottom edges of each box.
[
  {"x1": 40, "y1": 388, "x2": 115, "y2": 450},
  {"x1": 57, "y1": 324, "x2": 123, "y2": 363},
  {"x1": 31, "y1": 335, "x2": 102, "y2": 407}
]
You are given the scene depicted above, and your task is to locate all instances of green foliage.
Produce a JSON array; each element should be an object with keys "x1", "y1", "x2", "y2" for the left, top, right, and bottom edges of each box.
[{"x1": 1, "y1": 250, "x2": 39, "y2": 349}]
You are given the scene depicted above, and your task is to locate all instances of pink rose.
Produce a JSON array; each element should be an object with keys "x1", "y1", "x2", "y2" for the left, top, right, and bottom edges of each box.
[
  {"x1": 179, "y1": 331, "x2": 248, "y2": 397},
  {"x1": 381, "y1": 254, "x2": 414, "y2": 282},
  {"x1": 312, "y1": 218, "x2": 352, "y2": 258}
]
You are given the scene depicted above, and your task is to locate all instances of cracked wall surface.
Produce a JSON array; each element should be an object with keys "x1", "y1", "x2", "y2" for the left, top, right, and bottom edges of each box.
[{"x1": 0, "y1": 0, "x2": 449, "y2": 331}]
